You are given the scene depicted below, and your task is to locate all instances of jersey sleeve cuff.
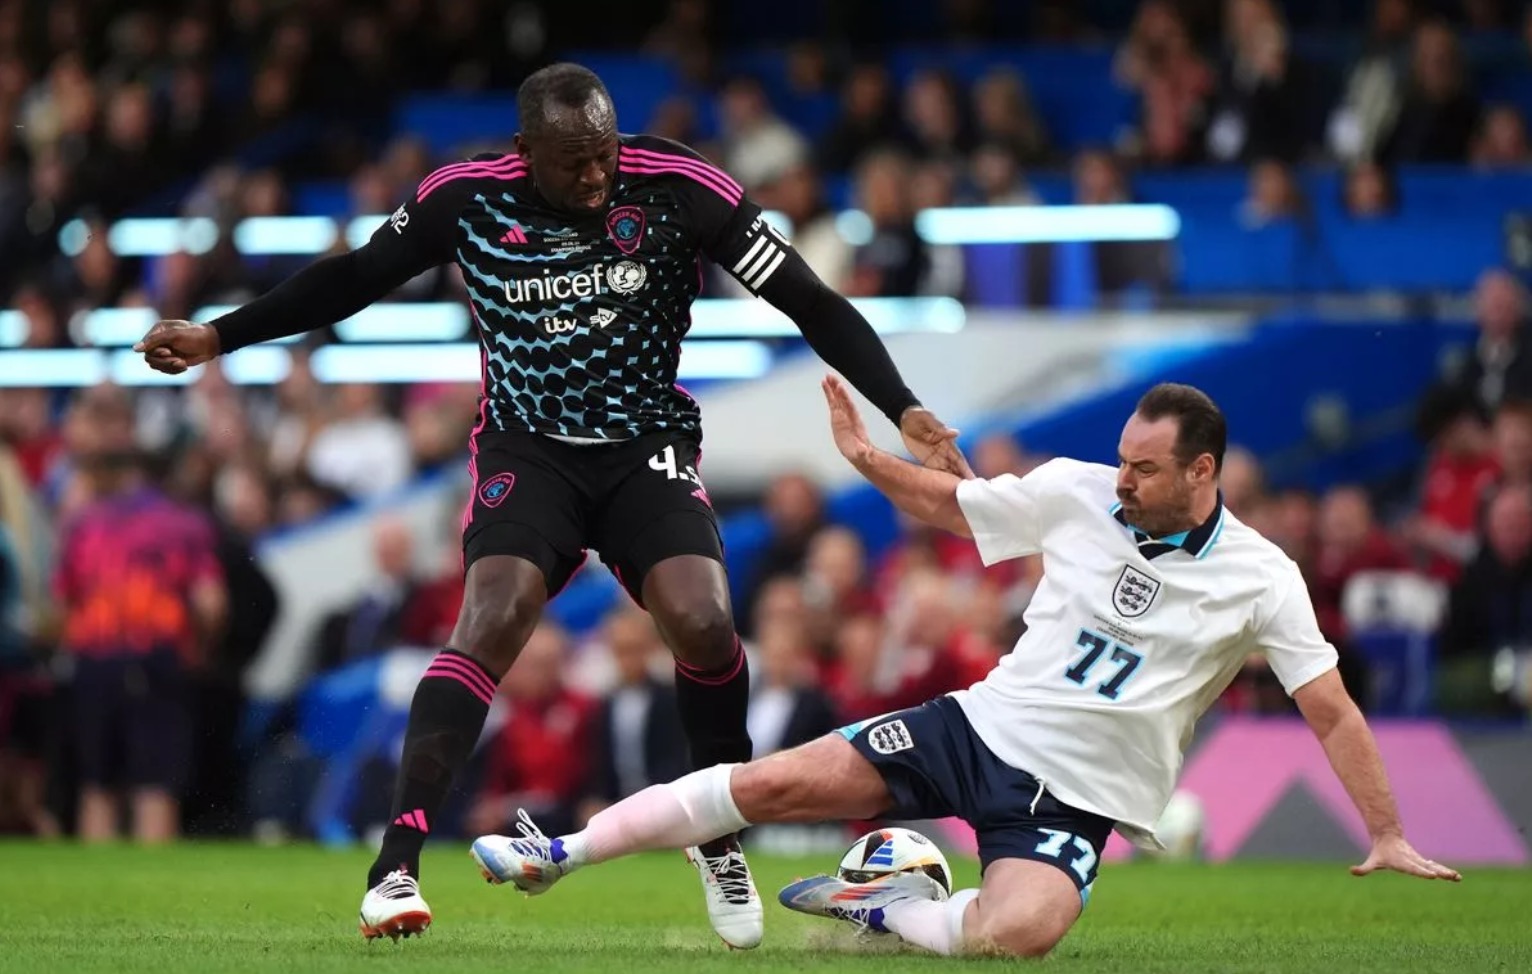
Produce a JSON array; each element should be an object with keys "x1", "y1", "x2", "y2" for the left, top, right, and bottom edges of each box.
[
  {"x1": 1279, "y1": 655, "x2": 1340, "y2": 697},
  {"x1": 955, "y1": 478, "x2": 1008, "y2": 567}
]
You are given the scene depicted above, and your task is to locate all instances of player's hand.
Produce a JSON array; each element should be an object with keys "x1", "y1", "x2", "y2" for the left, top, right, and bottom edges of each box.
[
  {"x1": 823, "y1": 374, "x2": 875, "y2": 466},
  {"x1": 899, "y1": 405, "x2": 974, "y2": 479},
  {"x1": 133, "y1": 320, "x2": 221, "y2": 375},
  {"x1": 1351, "y1": 833, "x2": 1461, "y2": 882}
]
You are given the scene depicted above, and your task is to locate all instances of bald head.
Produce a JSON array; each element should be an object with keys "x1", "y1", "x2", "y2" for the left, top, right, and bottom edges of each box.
[{"x1": 513, "y1": 63, "x2": 619, "y2": 214}]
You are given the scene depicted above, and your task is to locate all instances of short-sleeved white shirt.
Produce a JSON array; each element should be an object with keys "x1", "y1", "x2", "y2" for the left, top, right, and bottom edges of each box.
[{"x1": 950, "y1": 458, "x2": 1337, "y2": 848}]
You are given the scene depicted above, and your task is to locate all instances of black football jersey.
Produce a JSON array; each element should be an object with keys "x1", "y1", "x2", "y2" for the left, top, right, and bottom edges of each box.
[{"x1": 362, "y1": 135, "x2": 791, "y2": 440}]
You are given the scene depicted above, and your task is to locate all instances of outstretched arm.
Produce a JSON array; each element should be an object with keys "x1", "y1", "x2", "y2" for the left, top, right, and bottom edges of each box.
[
  {"x1": 761, "y1": 257, "x2": 972, "y2": 478},
  {"x1": 137, "y1": 177, "x2": 464, "y2": 373},
  {"x1": 823, "y1": 374, "x2": 972, "y2": 537},
  {"x1": 1293, "y1": 671, "x2": 1461, "y2": 881}
]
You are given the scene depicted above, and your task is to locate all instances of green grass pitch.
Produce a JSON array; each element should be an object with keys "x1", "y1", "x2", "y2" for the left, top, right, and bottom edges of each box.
[{"x1": 0, "y1": 842, "x2": 1526, "y2": 973}]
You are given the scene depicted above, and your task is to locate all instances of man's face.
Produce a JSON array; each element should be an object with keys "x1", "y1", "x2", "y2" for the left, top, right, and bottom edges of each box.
[
  {"x1": 1116, "y1": 413, "x2": 1203, "y2": 537},
  {"x1": 514, "y1": 94, "x2": 620, "y2": 214}
]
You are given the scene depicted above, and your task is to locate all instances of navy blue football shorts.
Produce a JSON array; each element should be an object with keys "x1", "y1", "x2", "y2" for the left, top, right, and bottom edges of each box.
[{"x1": 839, "y1": 695, "x2": 1116, "y2": 904}]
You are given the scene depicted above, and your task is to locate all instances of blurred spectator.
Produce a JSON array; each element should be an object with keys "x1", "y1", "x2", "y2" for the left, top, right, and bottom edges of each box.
[
  {"x1": 1490, "y1": 399, "x2": 1532, "y2": 493},
  {"x1": 1116, "y1": 0, "x2": 1216, "y2": 166},
  {"x1": 1204, "y1": 0, "x2": 1309, "y2": 164},
  {"x1": 1238, "y1": 158, "x2": 1305, "y2": 228},
  {"x1": 757, "y1": 163, "x2": 852, "y2": 292},
  {"x1": 846, "y1": 148, "x2": 937, "y2": 297},
  {"x1": 184, "y1": 461, "x2": 280, "y2": 837},
  {"x1": 970, "y1": 68, "x2": 1050, "y2": 167},
  {"x1": 305, "y1": 383, "x2": 413, "y2": 500},
  {"x1": 909, "y1": 159, "x2": 967, "y2": 298},
  {"x1": 1073, "y1": 148, "x2": 1132, "y2": 205},
  {"x1": 968, "y1": 142, "x2": 1041, "y2": 205},
  {"x1": 1220, "y1": 445, "x2": 1266, "y2": 518},
  {"x1": 1310, "y1": 485, "x2": 1411, "y2": 648},
  {"x1": 901, "y1": 69, "x2": 974, "y2": 165},
  {"x1": 1402, "y1": 389, "x2": 1498, "y2": 583},
  {"x1": 1327, "y1": 0, "x2": 1417, "y2": 164},
  {"x1": 740, "y1": 472, "x2": 824, "y2": 634},
  {"x1": 1440, "y1": 269, "x2": 1532, "y2": 418},
  {"x1": 467, "y1": 623, "x2": 595, "y2": 839},
  {"x1": 1263, "y1": 486, "x2": 1319, "y2": 572},
  {"x1": 1380, "y1": 20, "x2": 1481, "y2": 164},
  {"x1": 54, "y1": 448, "x2": 227, "y2": 843},
  {"x1": 802, "y1": 526, "x2": 880, "y2": 648},
  {"x1": 716, "y1": 75, "x2": 810, "y2": 194},
  {"x1": 1470, "y1": 104, "x2": 1532, "y2": 169},
  {"x1": 643, "y1": 0, "x2": 715, "y2": 87},
  {"x1": 313, "y1": 516, "x2": 422, "y2": 672},
  {"x1": 818, "y1": 62, "x2": 903, "y2": 175},
  {"x1": 581, "y1": 607, "x2": 686, "y2": 822},
  {"x1": 1437, "y1": 484, "x2": 1532, "y2": 716},
  {"x1": 1342, "y1": 160, "x2": 1399, "y2": 218},
  {"x1": 747, "y1": 616, "x2": 838, "y2": 758}
]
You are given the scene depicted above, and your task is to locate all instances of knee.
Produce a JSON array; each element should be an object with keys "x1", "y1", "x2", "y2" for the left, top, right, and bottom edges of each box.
[
  {"x1": 654, "y1": 597, "x2": 735, "y2": 668},
  {"x1": 972, "y1": 910, "x2": 1068, "y2": 959},
  {"x1": 729, "y1": 757, "x2": 795, "y2": 821}
]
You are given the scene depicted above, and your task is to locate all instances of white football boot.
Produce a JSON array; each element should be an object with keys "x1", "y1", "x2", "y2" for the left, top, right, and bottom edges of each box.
[
  {"x1": 777, "y1": 871, "x2": 945, "y2": 937},
  {"x1": 359, "y1": 869, "x2": 432, "y2": 941},
  {"x1": 470, "y1": 809, "x2": 574, "y2": 895},
  {"x1": 684, "y1": 838, "x2": 763, "y2": 950}
]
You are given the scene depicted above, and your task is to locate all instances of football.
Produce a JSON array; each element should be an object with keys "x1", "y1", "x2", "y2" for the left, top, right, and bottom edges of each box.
[{"x1": 836, "y1": 827, "x2": 954, "y2": 900}]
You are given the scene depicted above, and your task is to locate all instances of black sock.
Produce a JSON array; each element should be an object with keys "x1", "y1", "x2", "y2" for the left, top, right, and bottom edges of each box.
[
  {"x1": 367, "y1": 649, "x2": 498, "y2": 888},
  {"x1": 674, "y1": 638, "x2": 753, "y2": 857}
]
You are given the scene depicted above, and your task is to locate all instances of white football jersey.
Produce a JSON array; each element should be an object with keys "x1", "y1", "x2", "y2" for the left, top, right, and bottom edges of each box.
[{"x1": 950, "y1": 458, "x2": 1338, "y2": 848}]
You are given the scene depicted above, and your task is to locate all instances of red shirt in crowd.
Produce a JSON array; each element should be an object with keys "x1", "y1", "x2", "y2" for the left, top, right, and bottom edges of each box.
[
  {"x1": 1415, "y1": 448, "x2": 1500, "y2": 581},
  {"x1": 1309, "y1": 530, "x2": 1412, "y2": 644},
  {"x1": 479, "y1": 688, "x2": 597, "y2": 810},
  {"x1": 53, "y1": 486, "x2": 223, "y2": 664}
]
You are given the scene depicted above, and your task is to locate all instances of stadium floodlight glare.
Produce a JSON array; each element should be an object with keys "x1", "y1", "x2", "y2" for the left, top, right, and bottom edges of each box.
[
  {"x1": 73, "y1": 307, "x2": 159, "y2": 347},
  {"x1": 676, "y1": 339, "x2": 773, "y2": 380},
  {"x1": 233, "y1": 216, "x2": 339, "y2": 255},
  {"x1": 70, "y1": 204, "x2": 1185, "y2": 257},
  {"x1": 687, "y1": 296, "x2": 965, "y2": 337},
  {"x1": 222, "y1": 346, "x2": 295, "y2": 385},
  {"x1": 0, "y1": 349, "x2": 108, "y2": 387},
  {"x1": 308, "y1": 339, "x2": 774, "y2": 384},
  {"x1": 347, "y1": 215, "x2": 388, "y2": 249},
  {"x1": 0, "y1": 310, "x2": 26, "y2": 348},
  {"x1": 105, "y1": 217, "x2": 220, "y2": 256},
  {"x1": 332, "y1": 303, "x2": 471, "y2": 342},
  {"x1": 915, "y1": 204, "x2": 1182, "y2": 245}
]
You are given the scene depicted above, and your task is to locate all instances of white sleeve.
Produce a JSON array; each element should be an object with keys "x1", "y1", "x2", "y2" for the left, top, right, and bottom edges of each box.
[
  {"x1": 1257, "y1": 568, "x2": 1340, "y2": 695},
  {"x1": 954, "y1": 459, "x2": 1063, "y2": 565}
]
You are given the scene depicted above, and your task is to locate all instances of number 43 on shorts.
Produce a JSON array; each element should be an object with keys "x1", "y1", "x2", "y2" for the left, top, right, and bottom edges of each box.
[{"x1": 649, "y1": 445, "x2": 702, "y2": 486}]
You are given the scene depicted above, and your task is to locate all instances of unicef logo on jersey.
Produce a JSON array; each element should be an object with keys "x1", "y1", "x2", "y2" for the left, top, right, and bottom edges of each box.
[
  {"x1": 502, "y1": 261, "x2": 647, "y2": 305},
  {"x1": 1112, "y1": 565, "x2": 1161, "y2": 618},
  {"x1": 606, "y1": 260, "x2": 647, "y2": 295}
]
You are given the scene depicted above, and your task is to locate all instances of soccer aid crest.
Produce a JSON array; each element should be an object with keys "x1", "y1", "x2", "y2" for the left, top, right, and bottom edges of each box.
[
  {"x1": 1113, "y1": 565, "x2": 1161, "y2": 618},
  {"x1": 478, "y1": 472, "x2": 515, "y2": 509},
  {"x1": 606, "y1": 205, "x2": 645, "y2": 255}
]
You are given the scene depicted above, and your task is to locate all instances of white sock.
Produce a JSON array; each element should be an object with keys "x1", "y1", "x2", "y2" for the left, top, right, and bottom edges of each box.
[
  {"x1": 880, "y1": 888, "x2": 979, "y2": 956},
  {"x1": 557, "y1": 764, "x2": 749, "y2": 869}
]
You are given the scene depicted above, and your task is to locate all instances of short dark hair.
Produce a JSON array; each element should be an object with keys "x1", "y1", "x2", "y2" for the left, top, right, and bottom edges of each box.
[
  {"x1": 1135, "y1": 382, "x2": 1227, "y2": 473},
  {"x1": 517, "y1": 63, "x2": 611, "y2": 138}
]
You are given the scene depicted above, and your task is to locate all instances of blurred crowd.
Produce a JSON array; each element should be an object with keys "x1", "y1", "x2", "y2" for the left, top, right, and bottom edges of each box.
[{"x1": 5, "y1": 0, "x2": 1532, "y2": 845}]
